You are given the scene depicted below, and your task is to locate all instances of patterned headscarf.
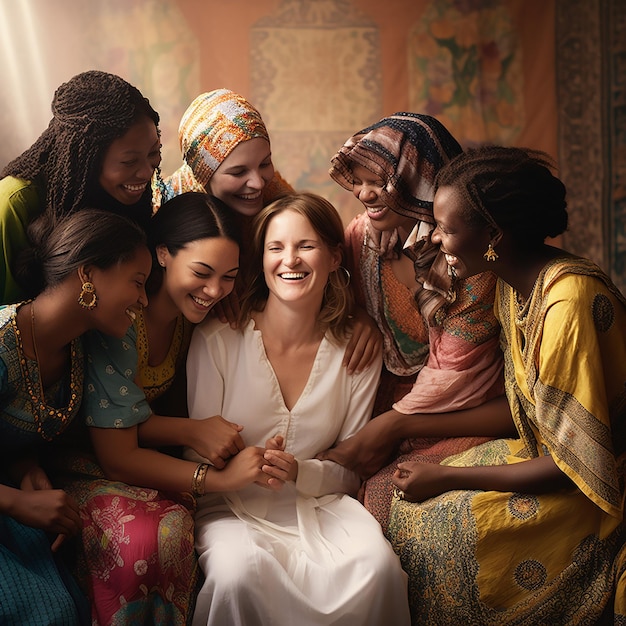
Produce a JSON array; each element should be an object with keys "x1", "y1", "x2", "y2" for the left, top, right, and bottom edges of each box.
[
  {"x1": 329, "y1": 112, "x2": 462, "y2": 223},
  {"x1": 330, "y1": 112, "x2": 464, "y2": 323},
  {"x1": 177, "y1": 89, "x2": 270, "y2": 189}
]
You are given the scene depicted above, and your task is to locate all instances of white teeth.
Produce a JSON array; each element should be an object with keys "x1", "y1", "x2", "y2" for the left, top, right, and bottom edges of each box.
[
  {"x1": 280, "y1": 272, "x2": 306, "y2": 280},
  {"x1": 444, "y1": 254, "x2": 458, "y2": 265},
  {"x1": 126, "y1": 309, "x2": 136, "y2": 320},
  {"x1": 240, "y1": 191, "x2": 262, "y2": 200},
  {"x1": 192, "y1": 295, "x2": 212, "y2": 307},
  {"x1": 124, "y1": 183, "x2": 146, "y2": 192}
]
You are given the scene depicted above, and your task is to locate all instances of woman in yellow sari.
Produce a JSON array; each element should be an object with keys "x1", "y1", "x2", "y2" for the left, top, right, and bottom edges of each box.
[{"x1": 389, "y1": 146, "x2": 626, "y2": 623}]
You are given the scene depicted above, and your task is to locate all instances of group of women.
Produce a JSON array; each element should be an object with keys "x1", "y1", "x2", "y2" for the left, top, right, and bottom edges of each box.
[{"x1": 0, "y1": 69, "x2": 623, "y2": 626}]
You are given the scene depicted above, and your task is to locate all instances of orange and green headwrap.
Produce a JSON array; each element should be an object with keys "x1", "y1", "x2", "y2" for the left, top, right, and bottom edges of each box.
[{"x1": 178, "y1": 89, "x2": 270, "y2": 188}]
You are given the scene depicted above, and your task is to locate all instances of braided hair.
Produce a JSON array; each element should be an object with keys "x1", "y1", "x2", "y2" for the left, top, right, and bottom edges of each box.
[
  {"x1": 2, "y1": 70, "x2": 161, "y2": 228},
  {"x1": 435, "y1": 146, "x2": 568, "y2": 248}
]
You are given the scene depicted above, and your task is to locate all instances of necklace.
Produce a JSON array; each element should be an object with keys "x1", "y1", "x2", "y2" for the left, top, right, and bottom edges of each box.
[{"x1": 15, "y1": 301, "x2": 82, "y2": 441}]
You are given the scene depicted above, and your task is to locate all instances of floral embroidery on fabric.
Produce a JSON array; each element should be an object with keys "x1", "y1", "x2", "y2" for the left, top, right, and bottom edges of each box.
[
  {"x1": 134, "y1": 312, "x2": 192, "y2": 402},
  {"x1": 84, "y1": 496, "x2": 135, "y2": 581},
  {"x1": 66, "y1": 475, "x2": 198, "y2": 625}
]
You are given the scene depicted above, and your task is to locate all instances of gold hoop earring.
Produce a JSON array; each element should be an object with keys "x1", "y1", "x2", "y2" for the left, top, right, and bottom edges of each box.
[
  {"x1": 483, "y1": 242, "x2": 499, "y2": 262},
  {"x1": 78, "y1": 282, "x2": 98, "y2": 309}
]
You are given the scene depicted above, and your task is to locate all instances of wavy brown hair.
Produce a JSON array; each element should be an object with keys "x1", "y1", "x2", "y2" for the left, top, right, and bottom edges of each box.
[{"x1": 238, "y1": 192, "x2": 353, "y2": 342}]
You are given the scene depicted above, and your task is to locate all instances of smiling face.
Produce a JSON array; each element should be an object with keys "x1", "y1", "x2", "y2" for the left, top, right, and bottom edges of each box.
[
  {"x1": 98, "y1": 115, "x2": 162, "y2": 205},
  {"x1": 87, "y1": 246, "x2": 152, "y2": 337},
  {"x1": 262, "y1": 209, "x2": 341, "y2": 308},
  {"x1": 157, "y1": 237, "x2": 239, "y2": 324},
  {"x1": 431, "y1": 185, "x2": 491, "y2": 280},
  {"x1": 350, "y1": 163, "x2": 415, "y2": 236},
  {"x1": 208, "y1": 137, "x2": 274, "y2": 217}
]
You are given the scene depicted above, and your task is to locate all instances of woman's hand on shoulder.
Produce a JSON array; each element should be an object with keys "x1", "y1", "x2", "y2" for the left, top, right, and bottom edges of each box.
[
  {"x1": 343, "y1": 307, "x2": 382, "y2": 374},
  {"x1": 189, "y1": 415, "x2": 245, "y2": 469}
]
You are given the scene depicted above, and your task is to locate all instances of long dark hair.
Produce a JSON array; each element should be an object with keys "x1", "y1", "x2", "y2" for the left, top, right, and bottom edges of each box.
[
  {"x1": 3, "y1": 70, "x2": 160, "y2": 223},
  {"x1": 146, "y1": 192, "x2": 241, "y2": 295},
  {"x1": 15, "y1": 209, "x2": 147, "y2": 298}
]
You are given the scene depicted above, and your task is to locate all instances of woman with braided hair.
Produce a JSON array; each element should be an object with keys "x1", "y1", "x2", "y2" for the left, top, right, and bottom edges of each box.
[
  {"x1": 388, "y1": 146, "x2": 626, "y2": 623},
  {"x1": 0, "y1": 70, "x2": 163, "y2": 304}
]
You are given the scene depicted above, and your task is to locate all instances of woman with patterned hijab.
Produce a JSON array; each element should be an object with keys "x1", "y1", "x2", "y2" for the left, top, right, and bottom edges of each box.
[
  {"x1": 163, "y1": 89, "x2": 292, "y2": 232},
  {"x1": 318, "y1": 113, "x2": 506, "y2": 530},
  {"x1": 390, "y1": 145, "x2": 626, "y2": 622},
  {"x1": 164, "y1": 89, "x2": 381, "y2": 372},
  {"x1": 163, "y1": 89, "x2": 293, "y2": 320}
]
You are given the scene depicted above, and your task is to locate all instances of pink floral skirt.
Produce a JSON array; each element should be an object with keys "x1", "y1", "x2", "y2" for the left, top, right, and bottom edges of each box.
[{"x1": 63, "y1": 458, "x2": 199, "y2": 626}]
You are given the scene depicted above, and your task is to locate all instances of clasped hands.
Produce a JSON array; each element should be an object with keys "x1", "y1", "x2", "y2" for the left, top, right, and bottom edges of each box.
[
  {"x1": 192, "y1": 415, "x2": 296, "y2": 492},
  {"x1": 213, "y1": 434, "x2": 297, "y2": 492}
]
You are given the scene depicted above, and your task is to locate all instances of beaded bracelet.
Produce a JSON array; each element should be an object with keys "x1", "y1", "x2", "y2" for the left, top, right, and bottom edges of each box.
[{"x1": 192, "y1": 463, "x2": 209, "y2": 497}]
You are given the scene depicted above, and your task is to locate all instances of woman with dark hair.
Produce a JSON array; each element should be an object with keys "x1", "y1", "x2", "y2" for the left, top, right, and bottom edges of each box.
[
  {"x1": 187, "y1": 193, "x2": 410, "y2": 626},
  {"x1": 0, "y1": 69, "x2": 163, "y2": 303},
  {"x1": 0, "y1": 209, "x2": 150, "y2": 625},
  {"x1": 319, "y1": 113, "x2": 504, "y2": 532},
  {"x1": 62, "y1": 192, "x2": 243, "y2": 625},
  {"x1": 388, "y1": 146, "x2": 626, "y2": 623}
]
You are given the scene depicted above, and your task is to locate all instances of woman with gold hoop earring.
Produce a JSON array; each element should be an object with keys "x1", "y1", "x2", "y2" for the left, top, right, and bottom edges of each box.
[
  {"x1": 63, "y1": 192, "x2": 244, "y2": 626},
  {"x1": 0, "y1": 209, "x2": 150, "y2": 626}
]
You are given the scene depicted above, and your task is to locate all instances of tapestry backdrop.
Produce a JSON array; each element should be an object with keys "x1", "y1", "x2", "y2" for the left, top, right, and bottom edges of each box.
[{"x1": 1, "y1": 0, "x2": 621, "y2": 290}]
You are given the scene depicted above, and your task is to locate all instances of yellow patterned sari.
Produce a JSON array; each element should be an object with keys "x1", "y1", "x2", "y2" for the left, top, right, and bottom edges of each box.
[{"x1": 388, "y1": 257, "x2": 626, "y2": 624}]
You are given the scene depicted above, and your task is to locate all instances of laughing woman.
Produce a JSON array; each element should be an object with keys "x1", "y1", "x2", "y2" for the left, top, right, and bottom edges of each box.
[
  {"x1": 0, "y1": 209, "x2": 150, "y2": 625},
  {"x1": 164, "y1": 90, "x2": 380, "y2": 372},
  {"x1": 61, "y1": 192, "x2": 244, "y2": 625},
  {"x1": 0, "y1": 70, "x2": 163, "y2": 304},
  {"x1": 186, "y1": 193, "x2": 410, "y2": 626},
  {"x1": 389, "y1": 146, "x2": 626, "y2": 623}
]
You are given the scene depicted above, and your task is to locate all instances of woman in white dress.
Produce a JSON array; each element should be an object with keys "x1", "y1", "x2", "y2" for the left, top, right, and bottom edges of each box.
[{"x1": 186, "y1": 192, "x2": 410, "y2": 626}]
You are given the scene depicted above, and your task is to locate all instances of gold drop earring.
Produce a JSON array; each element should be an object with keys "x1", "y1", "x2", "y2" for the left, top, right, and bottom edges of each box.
[{"x1": 483, "y1": 242, "x2": 499, "y2": 262}]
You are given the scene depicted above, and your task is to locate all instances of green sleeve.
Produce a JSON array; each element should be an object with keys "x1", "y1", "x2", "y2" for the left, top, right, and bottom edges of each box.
[{"x1": 0, "y1": 177, "x2": 43, "y2": 304}]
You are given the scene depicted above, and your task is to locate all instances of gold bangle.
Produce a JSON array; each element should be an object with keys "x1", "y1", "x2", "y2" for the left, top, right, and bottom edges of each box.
[{"x1": 192, "y1": 463, "x2": 209, "y2": 497}]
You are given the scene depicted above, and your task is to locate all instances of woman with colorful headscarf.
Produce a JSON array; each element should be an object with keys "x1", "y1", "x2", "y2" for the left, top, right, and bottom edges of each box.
[
  {"x1": 165, "y1": 89, "x2": 380, "y2": 371},
  {"x1": 318, "y1": 113, "x2": 506, "y2": 530},
  {"x1": 164, "y1": 89, "x2": 291, "y2": 242}
]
